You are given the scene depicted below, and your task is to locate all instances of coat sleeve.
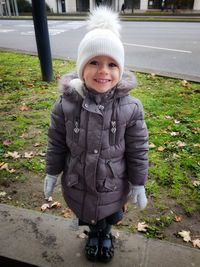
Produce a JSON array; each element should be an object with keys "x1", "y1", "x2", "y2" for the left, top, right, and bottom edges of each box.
[
  {"x1": 45, "y1": 96, "x2": 69, "y2": 175},
  {"x1": 125, "y1": 99, "x2": 148, "y2": 185}
]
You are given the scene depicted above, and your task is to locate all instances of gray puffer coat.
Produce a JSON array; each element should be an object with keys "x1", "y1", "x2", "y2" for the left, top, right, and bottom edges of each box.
[{"x1": 46, "y1": 72, "x2": 148, "y2": 224}]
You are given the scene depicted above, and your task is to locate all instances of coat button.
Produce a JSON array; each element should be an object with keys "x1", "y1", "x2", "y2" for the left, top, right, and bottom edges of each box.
[
  {"x1": 91, "y1": 220, "x2": 95, "y2": 224},
  {"x1": 84, "y1": 103, "x2": 88, "y2": 108},
  {"x1": 94, "y1": 149, "x2": 98, "y2": 154}
]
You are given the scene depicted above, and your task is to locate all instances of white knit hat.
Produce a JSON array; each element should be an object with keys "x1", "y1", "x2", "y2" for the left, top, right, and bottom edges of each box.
[{"x1": 76, "y1": 6, "x2": 124, "y2": 81}]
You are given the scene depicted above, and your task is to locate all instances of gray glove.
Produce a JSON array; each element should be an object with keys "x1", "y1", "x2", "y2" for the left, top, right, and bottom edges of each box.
[
  {"x1": 44, "y1": 174, "x2": 59, "y2": 200},
  {"x1": 129, "y1": 185, "x2": 147, "y2": 209}
]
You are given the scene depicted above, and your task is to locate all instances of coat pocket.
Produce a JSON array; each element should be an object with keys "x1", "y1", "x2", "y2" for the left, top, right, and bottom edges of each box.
[
  {"x1": 96, "y1": 178, "x2": 117, "y2": 192},
  {"x1": 66, "y1": 174, "x2": 79, "y2": 187},
  {"x1": 104, "y1": 178, "x2": 117, "y2": 191}
]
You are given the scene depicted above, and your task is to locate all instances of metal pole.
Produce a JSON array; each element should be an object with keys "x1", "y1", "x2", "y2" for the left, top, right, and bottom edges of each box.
[
  {"x1": 31, "y1": 0, "x2": 53, "y2": 81},
  {"x1": 6, "y1": 0, "x2": 11, "y2": 16},
  {"x1": 13, "y1": 0, "x2": 18, "y2": 16}
]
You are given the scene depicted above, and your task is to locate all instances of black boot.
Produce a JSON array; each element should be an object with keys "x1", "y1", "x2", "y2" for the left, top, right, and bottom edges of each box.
[
  {"x1": 99, "y1": 229, "x2": 114, "y2": 263},
  {"x1": 84, "y1": 230, "x2": 99, "y2": 261}
]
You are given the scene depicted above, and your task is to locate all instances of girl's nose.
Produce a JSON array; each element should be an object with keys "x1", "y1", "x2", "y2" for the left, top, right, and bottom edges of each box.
[{"x1": 98, "y1": 63, "x2": 108, "y2": 74}]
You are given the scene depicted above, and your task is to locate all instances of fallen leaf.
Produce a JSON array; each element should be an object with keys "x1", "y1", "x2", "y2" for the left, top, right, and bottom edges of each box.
[
  {"x1": 34, "y1": 143, "x2": 41, "y2": 147},
  {"x1": 148, "y1": 73, "x2": 156, "y2": 79},
  {"x1": 170, "y1": 132, "x2": 179, "y2": 136},
  {"x1": 40, "y1": 84, "x2": 48, "y2": 89},
  {"x1": 191, "y1": 127, "x2": 199, "y2": 134},
  {"x1": 77, "y1": 232, "x2": 87, "y2": 239},
  {"x1": 172, "y1": 153, "x2": 180, "y2": 159},
  {"x1": 174, "y1": 119, "x2": 180, "y2": 124},
  {"x1": 165, "y1": 115, "x2": 172, "y2": 119},
  {"x1": 19, "y1": 104, "x2": 30, "y2": 111},
  {"x1": 3, "y1": 140, "x2": 12, "y2": 146},
  {"x1": 157, "y1": 146, "x2": 165, "y2": 152},
  {"x1": 149, "y1": 143, "x2": 156, "y2": 149},
  {"x1": 51, "y1": 201, "x2": 61, "y2": 209},
  {"x1": 37, "y1": 152, "x2": 46, "y2": 157},
  {"x1": 0, "y1": 162, "x2": 9, "y2": 171},
  {"x1": 137, "y1": 222, "x2": 149, "y2": 232},
  {"x1": 181, "y1": 80, "x2": 189, "y2": 87},
  {"x1": 193, "y1": 181, "x2": 200, "y2": 187},
  {"x1": 26, "y1": 83, "x2": 34, "y2": 88},
  {"x1": 178, "y1": 230, "x2": 191, "y2": 242},
  {"x1": 24, "y1": 152, "x2": 34, "y2": 158},
  {"x1": 193, "y1": 144, "x2": 200, "y2": 148},
  {"x1": 0, "y1": 191, "x2": 7, "y2": 197},
  {"x1": 8, "y1": 168, "x2": 16, "y2": 173},
  {"x1": 174, "y1": 215, "x2": 182, "y2": 222},
  {"x1": 41, "y1": 203, "x2": 50, "y2": 212},
  {"x1": 176, "y1": 141, "x2": 186, "y2": 148},
  {"x1": 192, "y1": 239, "x2": 200, "y2": 249},
  {"x1": 62, "y1": 208, "x2": 74, "y2": 218},
  {"x1": 5, "y1": 151, "x2": 21, "y2": 159},
  {"x1": 56, "y1": 74, "x2": 61, "y2": 80}
]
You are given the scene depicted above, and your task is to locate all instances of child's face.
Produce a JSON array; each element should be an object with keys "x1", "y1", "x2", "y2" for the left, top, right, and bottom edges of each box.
[{"x1": 83, "y1": 56, "x2": 120, "y2": 93}]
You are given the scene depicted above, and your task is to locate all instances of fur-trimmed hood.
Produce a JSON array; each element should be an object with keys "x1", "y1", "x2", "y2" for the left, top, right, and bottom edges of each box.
[{"x1": 59, "y1": 71, "x2": 137, "y2": 100}]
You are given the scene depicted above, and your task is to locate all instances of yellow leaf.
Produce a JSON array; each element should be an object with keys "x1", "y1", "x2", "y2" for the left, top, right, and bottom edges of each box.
[
  {"x1": 174, "y1": 215, "x2": 182, "y2": 222},
  {"x1": 50, "y1": 201, "x2": 62, "y2": 209},
  {"x1": 181, "y1": 80, "x2": 189, "y2": 87},
  {"x1": 41, "y1": 203, "x2": 50, "y2": 212},
  {"x1": 178, "y1": 230, "x2": 191, "y2": 242},
  {"x1": 157, "y1": 146, "x2": 165, "y2": 152},
  {"x1": 62, "y1": 208, "x2": 74, "y2": 218},
  {"x1": 77, "y1": 232, "x2": 87, "y2": 239},
  {"x1": 0, "y1": 162, "x2": 9, "y2": 171},
  {"x1": 8, "y1": 168, "x2": 16, "y2": 173},
  {"x1": 34, "y1": 143, "x2": 41, "y2": 147},
  {"x1": 149, "y1": 143, "x2": 156, "y2": 149},
  {"x1": 192, "y1": 239, "x2": 200, "y2": 249},
  {"x1": 19, "y1": 104, "x2": 30, "y2": 111},
  {"x1": 5, "y1": 151, "x2": 21, "y2": 159},
  {"x1": 0, "y1": 191, "x2": 7, "y2": 197},
  {"x1": 193, "y1": 181, "x2": 200, "y2": 187},
  {"x1": 137, "y1": 222, "x2": 148, "y2": 232},
  {"x1": 24, "y1": 152, "x2": 34, "y2": 158}
]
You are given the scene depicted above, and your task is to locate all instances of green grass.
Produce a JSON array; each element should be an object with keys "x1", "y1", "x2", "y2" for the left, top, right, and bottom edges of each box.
[
  {"x1": 132, "y1": 73, "x2": 200, "y2": 215},
  {"x1": 0, "y1": 51, "x2": 200, "y2": 223}
]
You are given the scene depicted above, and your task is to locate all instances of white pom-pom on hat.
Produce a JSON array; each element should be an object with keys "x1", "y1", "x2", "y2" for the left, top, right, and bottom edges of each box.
[
  {"x1": 87, "y1": 6, "x2": 121, "y2": 37},
  {"x1": 76, "y1": 6, "x2": 124, "y2": 81}
]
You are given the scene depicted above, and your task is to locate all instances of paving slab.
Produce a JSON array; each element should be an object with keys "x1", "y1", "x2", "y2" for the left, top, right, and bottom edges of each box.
[{"x1": 0, "y1": 204, "x2": 199, "y2": 267}]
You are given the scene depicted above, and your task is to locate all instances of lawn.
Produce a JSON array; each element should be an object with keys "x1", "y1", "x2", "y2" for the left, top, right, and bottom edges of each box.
[{"x1": 0, "y1": 51, "x2": 199, "y2": 247}]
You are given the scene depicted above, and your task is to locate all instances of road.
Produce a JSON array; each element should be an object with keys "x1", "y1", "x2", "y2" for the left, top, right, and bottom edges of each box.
[{"x1": 0, "y1": 20, "x2": 200, "y2": 81}]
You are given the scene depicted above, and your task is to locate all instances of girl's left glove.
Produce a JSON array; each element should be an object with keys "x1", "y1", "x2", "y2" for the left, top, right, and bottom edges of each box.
[
  {"x1": 129, "y1": 185, "x2": 147, "y2": 209},
  {"x1": 44, "y1": 174, "x2": 59, "y2": 200}
]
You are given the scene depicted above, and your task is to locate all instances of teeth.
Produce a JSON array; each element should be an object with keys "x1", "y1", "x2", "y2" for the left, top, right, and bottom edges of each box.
[{"x1": 96, "y1": 79, "x2": 110, "y2": 83}]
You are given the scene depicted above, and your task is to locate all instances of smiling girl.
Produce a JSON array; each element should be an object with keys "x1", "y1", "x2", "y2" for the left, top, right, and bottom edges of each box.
[{"x1": 44, "y1": 6, "x2": 148, "y2": 263}]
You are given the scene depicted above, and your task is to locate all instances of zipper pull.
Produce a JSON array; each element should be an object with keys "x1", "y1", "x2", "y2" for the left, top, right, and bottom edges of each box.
[{"x1": 74, "y1": 121, "x2": 80, "y2": 134}]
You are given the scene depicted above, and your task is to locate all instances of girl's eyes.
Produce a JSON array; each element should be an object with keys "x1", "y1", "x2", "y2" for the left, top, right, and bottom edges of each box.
[
  {"x1": 109, "y1": 63, "x2": 117, "y2": 68},
  {"x1": 89, "y1": 61, "x2": 117, "y2": 68},
  {"x1": 89, "y1": 60, "x2": 98, "y2": 65}
]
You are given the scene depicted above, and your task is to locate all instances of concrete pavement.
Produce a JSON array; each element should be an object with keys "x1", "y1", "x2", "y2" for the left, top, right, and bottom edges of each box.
[{"x1": 0, "y1": 204, "x2": 200, "y2": 267}]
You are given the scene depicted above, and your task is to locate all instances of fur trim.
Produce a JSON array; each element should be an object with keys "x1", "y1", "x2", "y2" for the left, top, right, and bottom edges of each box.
[{"x1": 69, "y1": 79, "x2": 85, "y2": 98}]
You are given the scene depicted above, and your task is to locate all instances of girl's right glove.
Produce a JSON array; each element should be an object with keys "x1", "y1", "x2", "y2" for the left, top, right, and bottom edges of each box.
[
  {"x1": 44, "y1": 174, "x2": 59, "y2": 200},
  {"x1": 129, "y1": 185, "x2": 148, "y2": 209}
]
